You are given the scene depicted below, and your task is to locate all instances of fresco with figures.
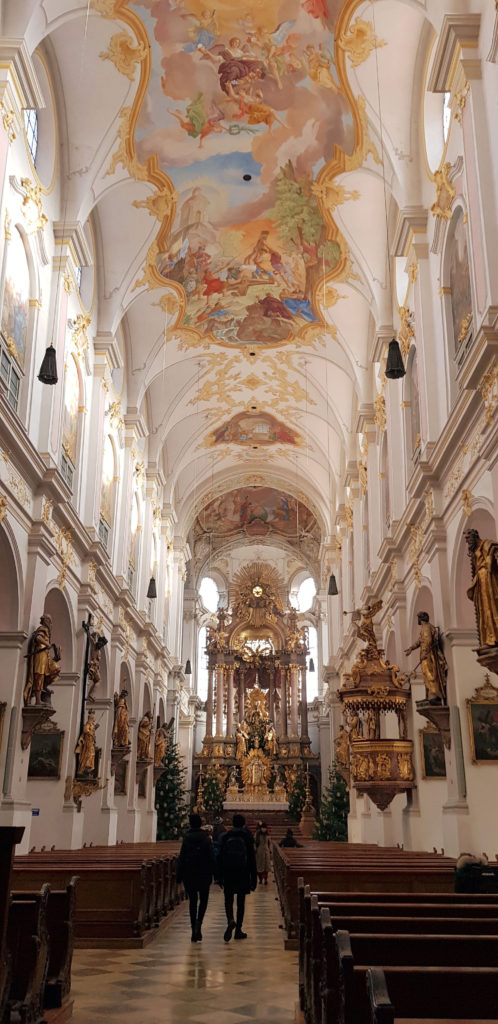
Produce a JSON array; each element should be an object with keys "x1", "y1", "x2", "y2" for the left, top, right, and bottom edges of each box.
[
  {"x1": 119, "y1": 0, "x2": 375, "y2": 348},
  {"x1": 207, "y1": 411, "x2": 302, "y2": 447},
  {"x1": 194, "y1": 486, "x2": 319, "y2": 543}
]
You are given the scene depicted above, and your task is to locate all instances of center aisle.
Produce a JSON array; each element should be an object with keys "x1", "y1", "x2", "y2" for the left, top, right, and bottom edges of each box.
[{"x1": 70, "y1": 878, "x2": 298, "y2": 1024}]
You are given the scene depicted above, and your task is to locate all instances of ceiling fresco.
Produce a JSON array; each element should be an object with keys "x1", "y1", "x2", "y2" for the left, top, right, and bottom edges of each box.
[
  {"x1": 98, "y1": 0, "x2": 384, "y2": 350},
  {"x1": 195, "y1": 485, "x2": 318, "y2": 539},
  {"x1": 206, "y1": 410, "x2": 302, "y2": 448}
]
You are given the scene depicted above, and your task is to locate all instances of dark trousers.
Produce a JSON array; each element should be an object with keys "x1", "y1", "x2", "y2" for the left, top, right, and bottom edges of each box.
[
  {"x1": 186, "y1": 885, "x2": 210, "y2": 930},
  {"x1": 224, "y1": 889, "x2": 245, "y2": 929}
]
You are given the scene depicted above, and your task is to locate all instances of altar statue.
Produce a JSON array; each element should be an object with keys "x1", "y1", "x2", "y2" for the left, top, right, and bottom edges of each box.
[
  {"x1": 24, "y1": 614, "x2": 61, "y2": 705},
  {"x1": 113, "y1": 689, "x2": 130, "y2": 747},
  {"x1": 405, "y1": 612, "x2": 448, "y2": 703},
  {"x1": 75, "y1": 709, "x2": 98, "y2": 776},
  {"x1": 349, "y1": 711, "x2": 363, "y2": 741},
  {"x1": 465, "y1": 529, "x2": 498, "y2": 648},
  {"x1": 334, "y1": 724, "x2": 350, "y2": 767},
  {"x1": 235, "y1": 720, "x2": 249, "y2": 759},
  {"x1": 137, "y1": 711, "x2": 152, "y2": 760},
  {"x1": 265, "y1": 720, "x2": 278, "y2": 757},
  {"x1": 249, "y1": 757, "x2": 265, "y2": 787}
]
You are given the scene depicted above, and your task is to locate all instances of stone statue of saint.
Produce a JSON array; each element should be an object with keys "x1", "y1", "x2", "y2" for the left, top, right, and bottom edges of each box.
[
  {"x1": 113, "y1": 690, "x2": 130, "y2": 747},
  {"x1": 154, "y1": 723, "x2": 169, "y2": 767},
  {"x1": 404, "y1": 612, "x2": 448, "y2": 703},
  {"x1": 465, "y1": 530, "x2": 498, "y2": 648},
  {"x1": 137, "y1": 711, "x2": 152, "y2": 760},
  {"x1": 235, "y1": 720, "x2": 249, "y2": 759},
  {"x1": 265, "y1": 721, "x2": 278, "y2": 757},
  {"x1": 75, "y1": 709, "x2": 98, "y2": 776},
  {"x1": 334, "y1": 724, "x2": 349, "y2": 767},
  {"x1": 228, "y1": 765, "x2": 239, "y2": 789},
  {"x1": 24, "y1": 614, "x2": 61, "y2": 706}
]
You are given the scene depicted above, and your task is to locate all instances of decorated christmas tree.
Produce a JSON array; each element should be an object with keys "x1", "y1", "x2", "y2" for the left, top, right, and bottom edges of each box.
[
  {"x1": 199, "y1": 766, "x2": 225, "y2": 820},
  {"x1": 155, "y1": 738, "x2": 188, "y2": 840},
  {"x1": 287, "y1": 769, "x2": 307, "y2": 821},
  {"x1": 313, "y1": 761, "x2": 349, "y2": 841}
]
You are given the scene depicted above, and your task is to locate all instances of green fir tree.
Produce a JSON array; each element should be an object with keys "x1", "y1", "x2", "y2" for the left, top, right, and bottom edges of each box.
[
  {"x1": 287, "y1": 769, "x2": 307, "y2": 821},
  {"x1": 155, "y1": 738, "x2": 188, "y2": 840},
  {"x1": 313, "y1": 762, "x2": 349, "y2": 841},
  {"x1": 200, "y1": 767, "x2": 225, "y2": 821}
]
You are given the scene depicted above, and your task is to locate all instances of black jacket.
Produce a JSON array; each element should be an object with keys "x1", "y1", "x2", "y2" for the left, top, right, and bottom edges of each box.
[
  {"x1": 217, "y1": 826, "x2": 257, "y2": 894},
  {"x1": 177, "y1": 827, "x2": 216, "y2": 890}
]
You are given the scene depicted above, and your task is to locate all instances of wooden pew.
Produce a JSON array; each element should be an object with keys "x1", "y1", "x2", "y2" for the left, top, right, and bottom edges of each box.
[
  {"x1": 5, "y1": 884, "x2": 50, "y2": 1024},
  {"x1": 366, "y1": 965, "x2": 498, "y2": 1024},
  {"x1": 0, "y1": 826, "x2": 24, "y2": 1022},
  {"x1": 11, "y1": 876, "x2": 78, "y2": 1010}
]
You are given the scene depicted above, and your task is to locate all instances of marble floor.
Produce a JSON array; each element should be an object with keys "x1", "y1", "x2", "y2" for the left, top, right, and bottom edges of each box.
[{"x1": 70, "y1": 880, "x2": 298, "y2": 1024}]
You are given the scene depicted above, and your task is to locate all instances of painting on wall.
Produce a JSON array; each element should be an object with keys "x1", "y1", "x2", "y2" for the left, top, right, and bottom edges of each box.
[
  {"x1": 121, "y1": 0, "x2": 377, "y2": 348},
  {"x1": 62, "y1": 355, "x2": 80, "y2": 465},
  {"x1": 419, "y1": 726, "x2": 446, "y2": 779},
  {"x1": 28, "y1": 724, "x2": 64, "y2": 780},
  {"x1": 208, "y1": 411, "x2": 301, "y2": 447},
  {"x1": 1, "y1": 227, "x2": 30, "y2": 369},
  {"x1": 449, "y1": 208, "x2": 472, "y2": 350},
  {"x1": 196, "y1": 485, "x2": 318, "y2": 540},
  {"x1": 467, "y1": 677, "x2": 498, "y2": 764}
]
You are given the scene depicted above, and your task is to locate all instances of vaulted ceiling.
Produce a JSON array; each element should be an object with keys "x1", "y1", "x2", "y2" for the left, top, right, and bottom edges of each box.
[{"x1": 8, "y1": 0, "x2": 446, "y2": 553}]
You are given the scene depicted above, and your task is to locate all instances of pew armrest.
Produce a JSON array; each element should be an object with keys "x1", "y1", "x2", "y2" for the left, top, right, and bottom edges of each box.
[{"x1": 367, "y1": 968, "x2": 394, "y2": 1024}]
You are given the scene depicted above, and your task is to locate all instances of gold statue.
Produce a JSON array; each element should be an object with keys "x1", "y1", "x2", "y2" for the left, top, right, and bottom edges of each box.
[
  {"x1": 349, "y1": 711, "x2": 363, "y2": 741},
  {"x1": 235, "y1": 720, "x2": 249, "y2": 759},
  {"x1": 334, "y1": 725, "x2": 349, "y2": 767},
  {"x1": 365, "y1": 708, "x2": 379, "y2": 739},
  {"x1": 265, "y1": 720, "x2": 278, "y2": 757},
  {"x1": 75, "y1": 709, "x2": 98, "y2": 776},
  {"x1": 154, "y1": 723, "x2": 170, "y2": 766},
  {"x1": 465, "y1": 530, "x2": 498, "y2": 647},
  {"x1": 24, "y1": 614, "x2": 61, "y2": 705},
  {"x1": 137, "y1": 711, "x2": 152, "y2": 760},
  {"x1": 404, "y1": 612, "x2": 447, "y2": 704},
  {"x1": 112, "y1": 689, "x2": 130, "y2": 747},
  {"x1": 352, "y1": 599, "x2": 383, "y2": 658},
  {"x1": 87, "y1": 630, "x2": 104, "y2": 699}
]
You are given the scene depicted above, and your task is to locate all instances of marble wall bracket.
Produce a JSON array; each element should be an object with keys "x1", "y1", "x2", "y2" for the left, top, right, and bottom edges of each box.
[
  {"x1": 110, "y1": 745, "x2": 131, "y2": 776},
  {"x1": 475, "y1": 645, "x2": 498, "y2": 678},
  {"x1": 21, "y1": 704, "x2": 56, "y2": 750},
  {"x1": 135, "y1": 757, "x2": 152, "y2": 785}
]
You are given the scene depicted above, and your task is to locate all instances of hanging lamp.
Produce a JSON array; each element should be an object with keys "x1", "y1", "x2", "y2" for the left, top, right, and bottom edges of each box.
[
  {"x1": 38, "y1": 342, "x2": 58, "y2": 385},
  {"x1": 185, "y1": 659, "x2": 192, "y2": 675},
  {"x1": 147, "y1": 576, "x2": 157, "y2": 599},
  {"x1": 309, "y1": 657, "x2": 315, "y2": 673},
  {"x1": 328, "y1": 573, "x2": 338, "y2": 596},
  {"x1": 385, "y1": 338, "x2": 405, "y2": 380}
]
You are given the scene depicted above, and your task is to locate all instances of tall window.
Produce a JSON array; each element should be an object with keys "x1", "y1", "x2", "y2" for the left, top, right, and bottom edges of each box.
[
  {"x1": 307, "y1": 625, "x2": 318, "y2": 701},
  {"x1": 199, "y1": 576, "x2": 219, "y2": 612},
  {"x1": 442, "y1": 92, "x2": 451, "y2": 143},
  {"x1": 24, "y1": 109, "x2": 38, "y2": 163},
  {"x1": 197, "y1": 625, "x2": 209, "y2": 701}
]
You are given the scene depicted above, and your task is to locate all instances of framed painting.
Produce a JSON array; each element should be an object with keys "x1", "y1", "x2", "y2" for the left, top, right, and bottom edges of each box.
[
  {"x1": 467, "y1": 676, "x2": 498, "y2": 765},
  {"x1": 419, "y1": 726, "x2": 446, "y2": 780},
  {"x1": 114, "y1": 760, "x2": 128, "y2": 796},
  {"x1": 28, "y1": 725, "x2": 64, "y2": 780}
]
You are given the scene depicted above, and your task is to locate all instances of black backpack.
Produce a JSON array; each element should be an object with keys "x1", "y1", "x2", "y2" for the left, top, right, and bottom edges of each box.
[
  {"x1": 183, "y1": 834, "x2": 206, "y2": 871},
  {"x1": 223, "y1": 832, "x2": 248, "y2": 872}
]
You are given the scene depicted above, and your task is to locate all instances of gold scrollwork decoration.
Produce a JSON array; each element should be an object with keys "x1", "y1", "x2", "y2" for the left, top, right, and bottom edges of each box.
[
  {"x1": 100, "y1": 31, "x2": 148, "y2": 80},
  {"x1": 431, "y1": 162, "x2": 456, "y2": 220}
]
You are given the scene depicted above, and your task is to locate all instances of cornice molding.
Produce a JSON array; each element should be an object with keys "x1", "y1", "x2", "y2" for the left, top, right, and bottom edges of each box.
[{"x1": 428, "y1": 14, "x2": 481, "y2": 93}]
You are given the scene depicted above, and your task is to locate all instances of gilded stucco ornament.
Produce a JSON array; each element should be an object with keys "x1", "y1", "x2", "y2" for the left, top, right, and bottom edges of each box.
[
  {"x1": 69, "y1": 314, "x2": 91, "y2": 358},
  {"x1": 0, "y1": 495, "x2": 7, "y2": 523},
  {"x1": 431, "y1": 162, "x2": 456, "y2": 220},
  {"x1": 100, "y1": 31, "x2": 148, "y2": 80},
  {"x1": 337, "y1": 17, "x2": 386, "y2": 67},
  {"x1": 398, "y1": 306, "x2": 415, "y2": 360},
  {"x1": 19, "y1": 178, "x2": 48, "y2": 233},
  {"x1": 479, "y1": 363, "x2": 498, "y2": 426}
]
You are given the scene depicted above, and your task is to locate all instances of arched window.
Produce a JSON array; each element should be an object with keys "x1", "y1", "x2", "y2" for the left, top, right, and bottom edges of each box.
[
  {"x1": 0, "y1": 226, "x2": 30, "y2": 409},
  {"x1": 128, "y1": 493, "x2": 141, "y2": 595},
  {"x1": 296, "y1": 577, "x2": 316, "y2": 612},
  {"x1": 199, "y1": 576, "x2": 219, "y2": 613},
  {"x1": 307, "y1": 625, "x2": 318, "y2": 701},
  {"x1": 442, "y1": 92, "x2": 451, "y2": 143},
  {"x1": 99, "y1": 434, "x2": 115, "y2": 549},
  {"x1": 197, "y1": 625, "x2": 209, "y2": 701},
  {"x1": 24, "y1": 109, "x2": 38, "y2": 163}
]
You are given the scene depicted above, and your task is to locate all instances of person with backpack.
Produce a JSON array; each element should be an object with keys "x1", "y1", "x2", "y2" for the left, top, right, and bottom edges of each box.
[
  {"x1": 217, "y1": 812, "x2": 257, "y2": 942},
  {"x1": 177, "y1": 813, "x2": 216, "y2": 942}
]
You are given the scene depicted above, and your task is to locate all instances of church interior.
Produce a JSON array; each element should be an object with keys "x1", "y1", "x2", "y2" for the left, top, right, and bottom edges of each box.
[{"x1": 1, "y1": 0, "x2": 498, "y2": 1021}]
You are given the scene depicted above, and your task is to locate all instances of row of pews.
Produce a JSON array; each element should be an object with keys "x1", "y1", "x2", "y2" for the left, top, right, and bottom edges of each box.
[
  {"x1": 13, "y1": 840, "x2": 183, "y2": 949},
  {"x1": 273, "y1": 841, "x2": 456, "y2": 944},
  {"x1": 277, "y1": 841, "x2": 498, "y2": 1024}
]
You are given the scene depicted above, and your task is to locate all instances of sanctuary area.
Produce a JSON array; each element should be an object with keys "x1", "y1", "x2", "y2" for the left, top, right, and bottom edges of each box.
[{"x1": 0, "y1": 0, "x2": 498, "y2": 1022}]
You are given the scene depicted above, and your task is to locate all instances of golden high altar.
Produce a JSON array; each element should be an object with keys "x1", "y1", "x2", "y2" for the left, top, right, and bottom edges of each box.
[{"x1": 194, "y1": 563, "x2": 318, "y2": 807}]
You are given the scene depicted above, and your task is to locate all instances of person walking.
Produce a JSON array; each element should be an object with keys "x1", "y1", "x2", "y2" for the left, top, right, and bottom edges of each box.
[
  {"x1": 255, "y1": 823, "x2": 271, "y2": 884},
  {"x1": 177, "y1": 813, "x2": 215, "y2": 942},
  {"x1": 279, "y1": 827, "x2": 302, "y2": 848},
  {"x1": 217, "y1": 812, "x2": 256, "y2": 942}
]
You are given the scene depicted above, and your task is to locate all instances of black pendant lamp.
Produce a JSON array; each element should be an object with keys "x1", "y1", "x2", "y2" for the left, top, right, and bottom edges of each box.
[
  {"x1": 309, "y1": 657, "x2": 315, "y2": 673},
  {"x1": 328, "y1": 573, "x2": 338, "y2": 596},
  {"x1": 146, "y1": 575, "x2": 157, "y2": 599},
  {"x1": 385, "y1": 338, "x2": 406, "y2": 380},
  {"x1": 38, "y1": 343, "x2": 58, "y2": 385},
  {"x1": 185, "y1": 659, "x2": 192, "y2": 676}
]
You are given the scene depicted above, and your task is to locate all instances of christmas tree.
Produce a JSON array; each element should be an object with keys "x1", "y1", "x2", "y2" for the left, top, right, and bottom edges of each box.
[
  {"x1": 287, "y1": 769, "x2": 307, "y2": 821},
  {"x1": 200, "y1": 767, "x2": 225, "y2": 820},
  {"x1": 313, "y1": 761, "x2": 349, "y2": 841},
  {"x1": 155, "y1": 738, "x2": 188, "y2": 840}
]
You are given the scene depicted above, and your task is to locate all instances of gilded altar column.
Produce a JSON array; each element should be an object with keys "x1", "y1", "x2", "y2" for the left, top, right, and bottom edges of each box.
[
  {"x1": 215, "y1": 660, "x2": 224, "y2": 738},
  {"x1": 238, "y1": 665, "x2": 245, "y2": 723},
  {"x1": 205, "y1": 665, "x2": 214, "y2": 739},
  {"x1": 279, "y1": 663, "x2": 289, "y2": 739},
  {"x1": 268, "y1": 665, "x2": 275, "y2": 723},
  {"x1": 300, "y1": 664, "x2": 309, "y2": 739},
  {"x1": 226, "y1": 658, "x2": 234, "y2": 738},
  {"x1": 290, "y1": 664, "x2": 299, "y2": 736}
]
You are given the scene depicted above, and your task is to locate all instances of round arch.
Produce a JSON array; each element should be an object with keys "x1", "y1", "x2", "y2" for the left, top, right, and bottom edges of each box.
[
  {"x1": 44, "y1": 586, "x2": 75, "y2": 672},
  {"x1": 451, "y1": 505, "x2": 497, "y2": 630},
  {"x1": 0, "y1": 522, "x2": 21, "y2": 630}
]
